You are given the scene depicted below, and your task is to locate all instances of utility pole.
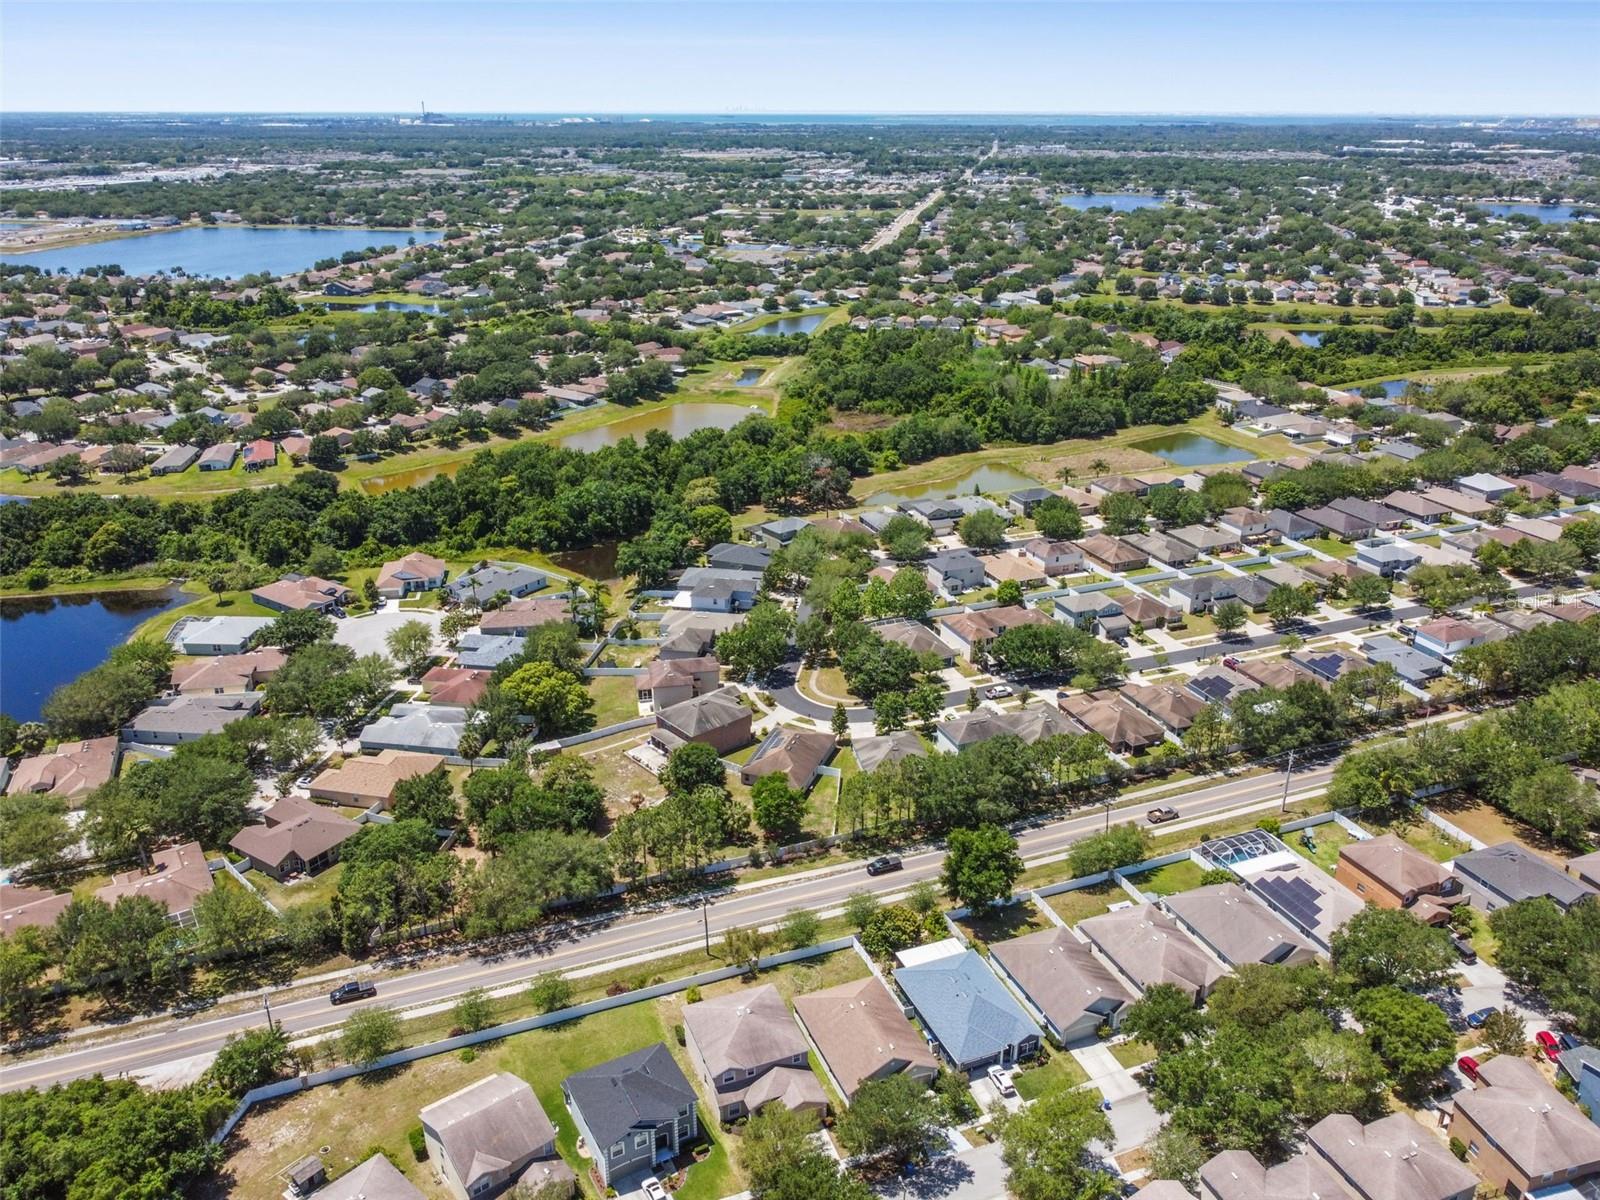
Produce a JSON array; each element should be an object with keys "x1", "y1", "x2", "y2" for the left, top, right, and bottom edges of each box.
[
  {"x1": 1280, "y1": 748, "x2": 1295, "y2": 812},
  {"x1": 1104, "y1": 799, "x2": 1113, "y2": 832},
  {"x1": 262, "y1": 991, "x2": 274, "y2": 1029},
  {"x1": 702, "y1": 900, "x2": 710, "y2": 955}
]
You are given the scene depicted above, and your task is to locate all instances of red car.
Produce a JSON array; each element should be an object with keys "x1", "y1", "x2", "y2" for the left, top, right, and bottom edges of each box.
[
  {"x1": 1457, "y1": 1054, "x2": 1481, "y2": 1083},
  {"x1": 1535, "y1": 1031, "x2": 1562, "y2": 1061}
]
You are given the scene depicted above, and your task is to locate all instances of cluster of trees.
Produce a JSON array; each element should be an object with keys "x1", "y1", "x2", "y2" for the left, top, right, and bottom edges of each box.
[
  {"x1": 1490, "y1": 895, "x2": 1600, "y2": 1038},
  {"x1": 1329, "y1": 671, "x2": 1600, "y2": 848},
  {"x1": 607, "y1": 741, "x2": 761, "y2": 881}
]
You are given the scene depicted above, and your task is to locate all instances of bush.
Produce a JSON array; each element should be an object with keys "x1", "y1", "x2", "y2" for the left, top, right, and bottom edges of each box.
[
  {"x1": 409, "y1": 1126, "x2": 427, "y2": 1161},
  {"x1": 674, "y1": 1022, "x2": 686, "y2": 1047},
  {"x1": 528, "y1": 972, "x2": 573, "y2": 1013},
  {"x1": 1449, "y1": 1137, "x2": 1467, "y2": 1162},
  {"x1": 685, "y1": 985, "x2": 702, "y2": 1004},
  {"x1": 459, "y1": 1047, "x2": 477, "y2": 1063},
  {"x1": 1256, "y1": 816, "x2": 1282, "y2": 836}
]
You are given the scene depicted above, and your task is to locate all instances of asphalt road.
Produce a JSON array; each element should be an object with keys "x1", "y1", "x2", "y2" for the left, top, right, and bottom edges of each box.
[{"x1": 0, "y1": 760, "x2": 1331, "y2": 1094}]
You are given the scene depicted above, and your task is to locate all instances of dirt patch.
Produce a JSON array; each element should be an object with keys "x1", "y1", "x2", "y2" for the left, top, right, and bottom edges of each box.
[
  {"x1": 1426, "y1": 797, "x2": 1570, "y2": 864},
  {"x1": 825, "y1": 411, "x2": 898, "y2": 434},
  {"x1": 1023, "y1": 445, "x2": 1168, "y2": 483}
]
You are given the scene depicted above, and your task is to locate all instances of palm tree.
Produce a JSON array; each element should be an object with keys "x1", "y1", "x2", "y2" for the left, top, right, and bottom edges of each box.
[{"x1": 1090, "y1": 457, "x2": 1109, "y2": 476}]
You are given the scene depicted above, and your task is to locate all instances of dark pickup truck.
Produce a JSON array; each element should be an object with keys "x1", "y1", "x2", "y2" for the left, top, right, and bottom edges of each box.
[{"x1": 330, "y1": 980, "x2": 377, "y2": 1005}]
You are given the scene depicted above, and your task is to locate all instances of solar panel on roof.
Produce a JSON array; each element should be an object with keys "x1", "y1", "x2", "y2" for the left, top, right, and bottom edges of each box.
[{"x1": 1255, "y1": 873, "x2": 1325, "y2": 931}]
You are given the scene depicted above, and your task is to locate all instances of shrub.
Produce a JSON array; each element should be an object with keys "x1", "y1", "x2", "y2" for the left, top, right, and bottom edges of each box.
[
  {"x1": 674, "y1": 1022, "x2": 686, "y2": 1047},
  {"x1": 1256, "y1": 816, "x2": 1282, "y2": 836},
  {"x1": 409, "y1": 1126, "x2": 427, "y2": 1161},
  {"x1": 1449, "y1": 1137, "x2": 1467, "y2": 1162},
  {"x1": 685, "y1": 985, "x2": 702, "y2": 1004},
  {"x1": 529, "y1": 972, "x2": 574, "y2": 1013}
]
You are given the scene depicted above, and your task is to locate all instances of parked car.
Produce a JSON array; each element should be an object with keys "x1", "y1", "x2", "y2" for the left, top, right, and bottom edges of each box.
[
  {"x1": 330, "y1": 980, "x2": 377, "y2": 1005},
  {"x1": 1535, "y1": 1031, "x2": 1562, "y2": 1061},
  {"x1": 986, "y1": 1064, "x2": 1016, "y2": 1097},
  {"x1": 1557, "y1": 1031, "x2": 1587, "y2": 1052},
  {"x1": 1458, "y1": 1054, "x2": 1481, "y2": 1083},
  {"x1": 1147, "y1": 806, "x2": 1180, "y2": 824},
  {"x1": 1450, "y1": 934, "x2": 1477, "y2": 964},
  {"x1": 642, "y1": 1179, "x2": 668, "y2": 1200},
  {"x1": 1466, "y1": 1007, "x2": 1498, "y2": 1029},
  {"x1": 1222, "y1": 657, "x2": 1242, "y2": 669},
  {"x1": 985, "y1": 684, "x2": 1014, "y2": 700},
  {"x1": 866, "y1": 854, "x2": 903, "y2": 876}
]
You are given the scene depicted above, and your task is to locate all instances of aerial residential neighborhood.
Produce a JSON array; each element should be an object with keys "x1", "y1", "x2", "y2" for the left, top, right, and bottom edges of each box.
[{"x1": 2, "y1": 7, "x2": 1600, "y2": 1200}]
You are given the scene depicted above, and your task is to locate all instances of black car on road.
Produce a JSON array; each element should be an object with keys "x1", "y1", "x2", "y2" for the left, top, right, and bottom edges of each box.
[
  {"x1": 866, "y1": 855, "x2": 903, "y2": 876},
  {"x1": 330, "y1": 980, "x2": 377, "y2": 1005}
]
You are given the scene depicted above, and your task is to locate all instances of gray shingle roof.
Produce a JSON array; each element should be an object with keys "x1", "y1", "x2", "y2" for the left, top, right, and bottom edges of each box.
[
  {"x1": 1454, "y1": 841, "x2": 1597, "y2": 910},
  {"x1": 563, "y1": 1043, "x2": 696, "y2": 1150},
  {"x1": 892, "y1": 949, "x2": 1038, "y2": 1066}
]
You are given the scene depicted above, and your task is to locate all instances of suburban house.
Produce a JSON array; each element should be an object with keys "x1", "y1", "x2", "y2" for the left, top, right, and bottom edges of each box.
[
  {"x1": 1354, "y1": 538, "x2": 1423, "y2": 578},
  {"x1": 1453, "y1": 842, "x2": 1598, "y2": 913},
  {"x1": 1020, "y1": 538, "x2": 1086, "y2": 575},
  {"x1": 1006, "y1": 487, "x2": 1058, "y2": 516},
  {"x1": 1185, "y1": 663, "x2": 1260, "y2": 710},
  {"x1": 1120, "y1": 593, "x2": 1180, "y2": 629},
  {"x1": 636, "y1": 656, "x2": 721, "y2": 710},
  {"x1": 852, "y1": 730, "x2": 928, "y2": 774},
  {"x1": 228, "y1": 796, "x2": 360, "y2": 881},
  {"x1": 658, "y1": 623, "x2": 720, "y2": 660},
  {"x1": 1450, "y1": 1055, "x2": 1600, "y2": 1198},
  {"x1": 1568, "y1": 850, "x2": 1600, "y2": 892},
  {"x1": 1305, "y1": 1112, "x2": 1476, "y2": 1200},
  {"x1": 1416, "y1": 486, "x2": 1494, "y2": 518},
  {"x1": 1078, "y1": 905, "x2": 1226, "y2": 1002},
  {"x1": 1413, "y1": 616, "x2": 1493, "y2": 659},
  {"x1": 422, "y1": 665, "x2": 493, "y2": 708},
  {"x1": 682, "y1": 984, "x2": 826, "y2": 1121},
  {"x1": 251, "y1": 574, "x2": 353, "y2": 614},
  {"x1": 446, "y1": 562, "x2": 549, "y2": 605},
  {"x1": 738, "y1": 727, "x2": 835, "y2": 792},
  {"x1": 1057, "y1": 691, "x2": 1166, "y2": 753},
  {"x1": 95, "y1": 841, "x2": 213, "y2": 926},
  {"x1": 653, "y1": 687, "x2": 752, "y2": 756},
  {"x1": 1266, "y1": 508, "x2": 1321, "y2": 540},
  {"x1": 1160, "y1": 883, "x2": 1317, "y2": 968},
  {"x1": 872, "y1": 618, "x2": 955, "y2": 666},
  {"x1": 377, "y1": 552, "x2": 449, "y2": 597},
  {"x1": 704, "y1": 542, "x2": 771, "y2": 573},
  {"x1": 793, "y1": 976, "x2": 938, "y2": 1101},
  {"x1": 1336, "y1": 834, "x2": 1459, "y2": 921},
  {"x1": 673, "y1": 568, "x2": 762, "y2": 612},
  {"x1": 988, "y1": 928, "x2": 1136, "y2": 1045},
  {"x1": 242, "y1": 438, "x2": 276, "y2": 471},
  {"x1": 4, "y1": 735, "x2": 119, "y2": 803},
  {"x1": 1559, "y1": 1047, "x2": 1600, "y2": 1133},
  {"x1": 1217, "y1": 507, "x2": 1275, "y2": 543},
  {"x1": 934, "y1": 705, "x2": 1074, "y2": 753},
  {"x1": 1383, "y1": 490, "x2": 1453, "y2": 523},
  {"x1": 1120, "y1": 682, "x2": 1206, "y2": 734},
  {"x1": 419, "y1": 1073, "x2": 569, "y2": 1200},
  {"x1": 1298, "y1": 505, "x2": 1375, "y2": 541},
  {"x1": 1122, "y1": 533, "x2": 1196, "y2": 567},
  {"x1": 198, "y1": 441, "x2": 239, "y2": 471},
  {"x1": 562, "y1": 1044, "x2": 699, "y2": 1187},
  {"x1": 149, "y1": 444, "x2": 199, "y2": 475},
  {"x1": 752, "y1": 517, "x2": 812, "y2": 547},
  {"x1": 311, "y1": 1155, "x2": 424, "y2": 1200},
  {"x1": 0, "y1": 884, "x2": 73, "y2": 935},
  {"x1": 1076, "y1": 533, "x2": 1148, "y2": 572},
  {"x1": 1329, "y1": 496, "x2": 1410, "y2": 531},
  {"x1": 479, "y1": 598, "x2": 571, "y2": 637},
  {"x1": 924, "y1": 549, "x2": 987, "y2": 596},
  {"x1": 170, "y1": 615, "x2": 275, "y2": 655},
  {"x1": 122, "y1": 693, "x2": 263, "y2": 745},
  {"x1": 358, "y1": 704, "x2": 468, "y2": 756},
  {"x1": 1227, "y1": 850, "x2": 1365, "y2": 950},
  {"x1": 1170, "y1": 524, "x2": 1241, "y2": 556},
  {"x1": 311, "y1": 749, "x2": 447, "y2": 808},
  {"x1": 1199, "y1": 1149, "x2": 1353, "y2": 1200},
  {"x1": 1456, "y1": 472, "x2": 1517, "y2": 502},
  {"x1": 171, "y1": 647, "x2": 286, "y2": 694},
  {"x1": 940, "y1": 604, "x2": 1054, "y2": 660},
  {"x1": 1054, "y1": 591, "x2": 1125, "y2": 629},
  {"x1": 982, "y1": 551, "x2": 1049, "y2": 590},
  {"x1": 1167, "y1": 573, "x2": 1271, "y2": 615},
  {"x1": 1360, "y1": 635, "x2": 1445, "y2": 685},
  {"x1": 892, "y1": 947, "x2": 1041, "y2": 1069}
]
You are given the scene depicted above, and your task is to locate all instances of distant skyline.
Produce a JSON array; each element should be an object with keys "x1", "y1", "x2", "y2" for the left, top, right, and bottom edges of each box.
[{"x1": 3, "y1": 1, "x2": 1597, "y2": 117}]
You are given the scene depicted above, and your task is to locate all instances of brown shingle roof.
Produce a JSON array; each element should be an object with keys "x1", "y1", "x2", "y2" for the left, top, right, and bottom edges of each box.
[
  {"x1": 1338, "y1": 834, "x2": 1451, "y2": 897},
  {"x1": 793, "y1": 975, "x2": 937, "y2": 1098}
]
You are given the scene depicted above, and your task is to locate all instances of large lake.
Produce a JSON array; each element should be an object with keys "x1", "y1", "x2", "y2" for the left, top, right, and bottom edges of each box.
[
  {"x1": 1059, "y1": 193, "x2": 1165, "y2": 212},
  {"x1": 0, "y1": 586, "x2": 184, "y2": 722},
  {"x1": 0, "y1": 225, "x2": 445, "y2": 278},
  {"x1": 1130, "y1": 432, "x2": 1256, "y2": 467},
  {"x1": 860, "y1": 463, "x2": 1041, "y2": 508},
  {"x1": 1484, "y1": 203, "x2": 1579, "y2": 224}
]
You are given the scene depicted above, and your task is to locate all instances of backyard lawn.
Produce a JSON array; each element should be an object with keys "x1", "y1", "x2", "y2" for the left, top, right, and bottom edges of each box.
[
  {"x1": 1126, "y1": 859, "x2": 1205, "y2": 897},
  {"x1": 1427, "y1": 798, "x2": 1569, "y2": 864},
  {"x1": 954, "y1": 900, "x2": 1049, "y2": 952},
  {"x1": 1042, "y1": 881, "x2": 1125, "y2": 926},
  {"x1": 585, "y1": 675, "x2": 642, "y2": 728},
  {"x1": 246, "y1": 862, "x2": 345, "y2": 911},
  {"x1": 1013, "y1": 1050, "x2": 1090, "y2": 1100},
  {"x1": 1286, "y1": 821, "x2": 1356, "y2": 874},
  {"x1": 1301, "y1": 537, "x2": 1356, "y2": 559},
  {"x1": 1357, "y1": 811, "x2": 1470, "y2": 863}
]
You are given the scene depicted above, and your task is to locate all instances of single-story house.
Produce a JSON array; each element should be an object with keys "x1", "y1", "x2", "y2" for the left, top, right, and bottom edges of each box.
[
  {"x1": 738, "y1": 727, "x2": 835, "y2": 792},
  {"x1": 377, "y1": 552, "x2": 448, "y2": 598},
  {"x1": 940, "y1": 604, "x2": 1054, "y2": 660},
  {"x1": 198, "y1": 441, "x2": 239, "y2": 471},
  {"x1": 358, "y1": 704, "x2": 468, "y2": 756},
  {"x1": 1122, "y1": 532, "x2": 1196, "y2": 567},
  {"x1": 4, "y1": 735, "x2": 119, "y2": 803},
  {"x1": 1354, "y1": 538, "x2": 1423, "y2": 578},
  {"x1": 1329, "y1": 496, "x2": 1410, "y2": 531},
  {"x1": 1166, "y1": 573, "x2": 1271, "y2": 615},
  {"x1": 1057, "y1": 691, "x2": 1165, "y2": 753},
  {"x1": 704, "y1": 542, "x2": 772, "y2": 573},
  {"x1": 1169, "y1": 525, "x2": 1241, "y2": 556},
  {"x1": 229, "y1": 795, "x2": 360, "y2": 881},
  {"x1": 454, "y1": 633, "x2": 528, "y2": 671},
  {"x1": 683, "y1": 984, "x2": 825, "y2": 1121},
  {"x1": 149, "y1": 444, "x2": 199, "y2": 475},
  {"x1": 312, "y1": 1155, "x2": 424, "y2": 1200},
  {"x1": 1075, "y1": 533, "x2": 1148, "y2": 572},
  {"x1": 852, "y1": 730, "x2": 928, "y2": 774},
  {"x1": 171, "y1": 646, "x2": 286, "y2": 694},
  {"x1": 1453, "y1": 842, "x2": 1598, "y2": 913},
  {"x1": 1360, "y1": 635, "x2": 1443, "y2": 684},
  {"x1": 1266, "y1": 508, "x2": 1321, "y2": 540},
  {"x1": 872, "y1": 618, "x2": 955, "y2": 665},
  {"x1": 421, "y1": 665, "x2": 493, "y2": 708},
  {"x1": 1298, "y1": 505, "x2": 1375, "y2": 541},
  {"x1": 1185, "y1": 663, "x2": 1260, "y2": 710},
  {"x1": 1077, "y1": 905, "x2": 1225, "y2": 1002},
  {"x1": 1456, "y1": 472, "x2": 1517, "y2": 502},
  {"x1": 562, "y1": 1045, "x2": 699, "y2": 1187},
  {"x1": 122, "y1": 693, "x2": 263, "y2": 745},
  {"x1": 1119, "y1": 593, "x2": 1180, "y2": 629},
  {"x1": 793, "y1": 975, "x2": 938, "y2": 1101},
  {"x1": 251, "y1": 574, "x2": 353, "y2": 614},
  {"x1": 170, "y1": 615, "x2": 275, "y2": 655},
  {"x1": 933, "y1": 705, "x2": 1075, "y2": 754},
  {"x1": 1382, "y1": 490, "x2": 1453, "y2": 523},
  {"x1": 982, "y1": 552, "x2": 1048, "y2": 589},
  {"x1": 446, "y1": 562, "x2": 549, "y2": 606},
  {"x1": 1416, "y1": 486, "x2": 1494, "y2": 518},
  {"x1": 893, "y1": 947, "x2": 1041, "y2": 1069},
  {"x1": 0, "y1": 884, "x2": 72, "y2": 935},
  {"x1": 478, "y1": 598, "x2": 571, "y2": 638},
  {"x1": 311, "y1": 749, "x2": 447, "y2": 808},
  {"x1": 988, "y1": 928, "x2": 1135, "y2": 1045},
  {"x1": 95, "y1": 840, "x2": 213, "y2": 926},
  {"x1": 1119, "y1": 683, "x2": 1206, "y2": 734},
  {"x1": 752, "y1": 517, "x2": 812, "y2": 548},
  {"x1": 1305, "y1": 1113, "x2": 1476, "y2": 1200},
  {"x1": 1567, "y1": 850, "x2": 1600, "y2": 892},
  {"x1": 673, "y1": 568, "x2": 761, "y2": 613},
  {"x1": 1161, "y1": 883, "x2": 1317, "y2": 968}
]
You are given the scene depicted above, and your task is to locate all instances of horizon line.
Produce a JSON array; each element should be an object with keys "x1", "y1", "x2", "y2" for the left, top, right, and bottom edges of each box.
[{"x1": 4, "y1": 108, "x2": 1595, "y2": 119}]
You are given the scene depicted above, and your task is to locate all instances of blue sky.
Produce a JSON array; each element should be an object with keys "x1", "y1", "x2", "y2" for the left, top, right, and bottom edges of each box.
[{"x1": 2, "y1": 1, "x2": 1595, "y2": 115}]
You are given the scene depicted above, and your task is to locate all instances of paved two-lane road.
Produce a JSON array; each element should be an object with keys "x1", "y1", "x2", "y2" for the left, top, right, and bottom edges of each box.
[{"x1": 0, "y1": 760, "x2": 1329, "y2": 1093}]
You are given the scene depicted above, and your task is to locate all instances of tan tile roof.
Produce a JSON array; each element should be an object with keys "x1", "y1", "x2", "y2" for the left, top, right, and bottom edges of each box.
[
  {"x1": 793, "y1": 975, "x2": 937, "y2": 1097},
  {"x1": 310, "y1": 749, "x2": 447, "y2": 804},
  {"x1": 96, "y1": 841, "x2": 213, "y2": 916},
  {"x1": 4, "y1": 736, "x2": 119, "y2": 799}
]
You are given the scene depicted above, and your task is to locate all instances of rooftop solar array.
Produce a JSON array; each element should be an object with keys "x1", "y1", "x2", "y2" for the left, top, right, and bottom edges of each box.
[{"x1": 1252, "y1": 872, "x2": 1325, "y2": 934}]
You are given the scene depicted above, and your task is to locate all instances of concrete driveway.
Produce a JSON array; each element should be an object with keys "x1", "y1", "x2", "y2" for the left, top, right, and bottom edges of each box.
[
  {"x1": 1436, "y1": 959, "x2": 1550, "y2": 1030},
  {"x1": 335, "y1": 608, "x2": 443, "y2": 661},
  {"x1": 887, "y1": 1142, "x2": 1005, "y2": 1200},
  {"x1": 969, "y1": 1071, "x2": 1022, "y2": 1115}
]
